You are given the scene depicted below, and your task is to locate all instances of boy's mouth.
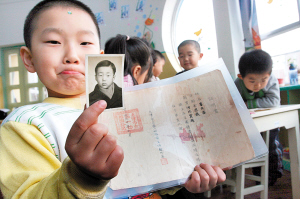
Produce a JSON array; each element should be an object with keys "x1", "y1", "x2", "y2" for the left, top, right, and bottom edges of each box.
[{"x1": 60, "y1": 70, "x2": 82, "y2": 75}]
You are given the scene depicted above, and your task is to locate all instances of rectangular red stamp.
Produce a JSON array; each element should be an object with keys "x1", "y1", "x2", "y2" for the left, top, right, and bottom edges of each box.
[
  {"x1": 113, "y1": 108, "x2": 143, "y2": 135},
  {"x1": 161, "y1": 158, "x2": 168, "y2": 165}
]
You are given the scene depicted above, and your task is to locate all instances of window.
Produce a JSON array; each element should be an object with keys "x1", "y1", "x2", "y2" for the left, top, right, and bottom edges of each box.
[
  {"x1": 2, "y1": 46, "x2": 47, "y2": 111},
  {"x1": 174, "y1": 0, "x2": 218, "y2": 65},
  {"x1": 255, "y1": 0, "x2": 300, "y2": 86},
  {"x1": 256, "y1": 0, "x2": 300, "y2": 56}
]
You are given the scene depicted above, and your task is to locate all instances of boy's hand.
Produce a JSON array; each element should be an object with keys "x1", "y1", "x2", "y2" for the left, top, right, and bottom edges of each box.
[
  {"x1": 184, "y1": 163, "x2": 226, "y2": 193},
  {"x1": 65, "y1": 100, "x2": 124, "y2": 180}
]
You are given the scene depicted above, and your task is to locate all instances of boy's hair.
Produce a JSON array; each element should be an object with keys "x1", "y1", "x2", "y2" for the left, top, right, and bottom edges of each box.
[
  {"x1": 95, "y1": 60, "x2": 116, "y2": 75},
  {"x1": 238, "y1": 49, "x2": 273, "y2": 78},
  {"x1": 23, "y1": 0, "x2": 101, "y2": 50},
  {"x1": 153, "y1": 50, "x2": 165, "y2": 64},
  {"x1": 104, "y1": 34, "x2": 152, "y2": 85},
  {"x1": 177, "y1": 40, "x2": 201, "y2": 53}
]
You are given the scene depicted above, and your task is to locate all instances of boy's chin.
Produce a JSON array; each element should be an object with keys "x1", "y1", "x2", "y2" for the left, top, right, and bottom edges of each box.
[
  {"x1": 46, "y1": 88, "x2": 85, "y2": 98},
  {"x1": 183, "y1": 66, "x2": 197, "y2": 70}
]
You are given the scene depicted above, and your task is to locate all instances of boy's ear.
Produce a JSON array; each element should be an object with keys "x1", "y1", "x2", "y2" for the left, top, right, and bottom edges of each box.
[
  {"x1": 237, "y1": 74, "x2": 243, "y2": 80},
  {"x1": 199, "y1": 53, "x2": 203, "y2": 59},
  {"x1": 20, "y1": 46, "x2": 36, "y2": 73},
  {"x1": 132, "y1": 65, "x2": 142, "y2": 79}
]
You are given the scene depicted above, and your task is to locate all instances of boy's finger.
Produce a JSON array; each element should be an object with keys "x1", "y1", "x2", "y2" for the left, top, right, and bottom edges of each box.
[
  {"x1": 101, "y1": 145, "x2": 124, "y2": 179},
  {"x1": 212, "y1": 165, "x2": 226, "y2": 184},
  {"x1": 200, "y1": 163, "x2": 218, "y2": 189},
  {"x1": 66, "y1": 100, "x2": 107, "y2": 146},
  {"x1": 76, "y1": 123, "x2": 108, "y2": 155},
  {"x1": 185, "y1": 170, "x2": 201, "y2": 193}
]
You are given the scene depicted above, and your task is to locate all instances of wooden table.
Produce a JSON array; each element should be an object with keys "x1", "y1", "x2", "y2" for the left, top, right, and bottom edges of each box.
[{"x1": 251, "y1": 105, "x2": 300, "y2": 199}]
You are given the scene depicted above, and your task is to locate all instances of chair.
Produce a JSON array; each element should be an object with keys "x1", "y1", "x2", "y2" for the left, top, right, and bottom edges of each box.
[{"x1": 204, "y1": 131, "x2": 270, "y2": 199}]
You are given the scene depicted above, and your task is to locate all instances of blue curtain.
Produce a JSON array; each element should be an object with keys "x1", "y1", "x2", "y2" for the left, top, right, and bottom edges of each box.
[{"x1": 239, "y1": 0, "x2": 261, "y2": 50}]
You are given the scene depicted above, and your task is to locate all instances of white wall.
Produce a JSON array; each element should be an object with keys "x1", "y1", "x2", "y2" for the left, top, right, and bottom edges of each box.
[
  {"x1": 0, "y1": 0, "x2": 39, "y2": 47},
  {"x1": 0, "y1": 0, "x2": 166, "y2": 51},
  {"x1": 213, "y1": 0, "x2": 245, "y2": 78}
]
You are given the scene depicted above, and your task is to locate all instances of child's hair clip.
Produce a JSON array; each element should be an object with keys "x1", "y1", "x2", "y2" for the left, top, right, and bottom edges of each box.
[
  {"x1": 126, "y1": 35, "x2": 130, "y2": 40},
  {"x1": 67, "y1": 11, "x2": 72, "y2": 14}
]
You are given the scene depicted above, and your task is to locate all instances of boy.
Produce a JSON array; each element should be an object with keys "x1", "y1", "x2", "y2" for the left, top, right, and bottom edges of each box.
[
  {"x1": 234, "y1": 49, "x2": 283, "y2": 186},
  {"x1": 176, "y1": 40, "x2": 203, "y2": 75},
  {"x1": 150, "y1": 50, "x2": 165, "y2": 81},
  {"x1": 0, "y1": 1, "x2": 226, "y2": 198},
  {"x1": 89, "y1": 60, "x2": 122, "y2": 108}
]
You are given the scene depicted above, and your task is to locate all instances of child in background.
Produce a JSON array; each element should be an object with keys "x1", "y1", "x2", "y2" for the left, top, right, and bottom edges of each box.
[
  {"x1": 150, "y1": 50, "x2": 166, "y2": 81},
  {"x1": 104, "y1": 34, "x2": 152, "y2": 87},
  {"x1": 89, "y1": 60, "x2": 123, "y2": 108},
  {"x1": 234, "y1": 49, "x2": 283, "y2": 186},
  {"x1": 176, "y1": 40, "x2": 203, "y2": 75},
  {"x1": 0, "y1": 1, "x2": 226, "y2": 197}
]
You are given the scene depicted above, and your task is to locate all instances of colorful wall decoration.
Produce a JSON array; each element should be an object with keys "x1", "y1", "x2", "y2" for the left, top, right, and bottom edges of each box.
[{"x1": 94, "y1": 0, "x2": 165, "y2": 51}]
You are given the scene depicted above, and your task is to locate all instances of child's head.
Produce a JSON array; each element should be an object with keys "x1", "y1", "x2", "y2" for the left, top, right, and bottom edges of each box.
[
  {"x1": 23, "y1": 0, "x2": 100, "y2": 50},
  {"x1": 95, "y1": 60, "x2": 116, "y2": 89},
  {"x1": 20, "y1": 0, "x2": 102, "y2": 98},
  {"x1": 152, "y1": 50, "x2": 165, "y2": 78},
  {"x1": 177, "y1": 40, "x2": 203, "y2": 71},
  {"x1": 237, "y1": 49, "x2": 273, "y2": 92},
  {"x1": 104, "y1": 34, "x2": 152, "y2": 85}
]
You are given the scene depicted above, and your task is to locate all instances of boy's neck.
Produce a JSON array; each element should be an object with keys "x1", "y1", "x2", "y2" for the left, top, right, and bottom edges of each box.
[{"x1": 47, "y1": 90, "x2": 85, "y2": 99}]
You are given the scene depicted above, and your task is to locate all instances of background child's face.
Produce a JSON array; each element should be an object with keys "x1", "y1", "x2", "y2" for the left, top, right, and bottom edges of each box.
[
  {"x1": 152, "y1": 58, "x2": 165, "y2": 77},
  {"x1": 239, "y1": 73, "x2": 270, "y2": 92},
  {"x1": 22, "y1": 6, "x2": 101, "y2": 97},
  {"x1": 95, "y1": 66, "x2": 115, "y2": 89},
  {"x1": 178, "y1": 44, "x2": 203, "y2": 71}
]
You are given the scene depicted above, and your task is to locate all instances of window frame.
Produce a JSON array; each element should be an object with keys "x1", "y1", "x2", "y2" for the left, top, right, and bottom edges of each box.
[
  {"x1": 259, "y1": 0, "x2": 300, "y2": 41},
  {"x1": 1, "y1": 46, "x2": 47, "y2": 111}
]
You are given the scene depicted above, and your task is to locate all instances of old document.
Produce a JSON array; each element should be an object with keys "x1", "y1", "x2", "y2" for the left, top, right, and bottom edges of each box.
[{"x1": 98, "y1": 69, "x2": 255, "y2": 191}]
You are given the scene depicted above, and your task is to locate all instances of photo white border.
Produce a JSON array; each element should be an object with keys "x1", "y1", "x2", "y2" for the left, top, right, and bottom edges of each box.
[{"x1": 85, "y1": 54, "x2": 125, "y2": 109}]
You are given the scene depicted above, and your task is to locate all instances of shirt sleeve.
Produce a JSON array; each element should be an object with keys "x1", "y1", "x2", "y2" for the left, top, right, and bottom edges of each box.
[
  {"x1": 0, "y1": 121, "x2": 109, "y2": 199},
  {"x1": 157, "y1": 186, "x2": 182, "y2": 195},
  {"x1": 234, "y1": 78, "x2": 242, "y2": 94},
  {"x1": 255, "y1": 74, "x2": 281, "y2": 108}
]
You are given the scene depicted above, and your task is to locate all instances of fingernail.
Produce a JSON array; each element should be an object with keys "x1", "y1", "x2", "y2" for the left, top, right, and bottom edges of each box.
[{"x1": 98, "y1": 100, "x2": 107, "y2": 108}]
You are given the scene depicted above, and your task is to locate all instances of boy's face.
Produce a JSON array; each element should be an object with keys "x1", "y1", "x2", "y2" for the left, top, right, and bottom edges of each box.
[
  {"x1": 238, "y1": 73, "x2": 270, "y2": 92},
  {"x1": 178, "y1": 44, "x2": 203, "y2": 71},
  {"x1": 95, "y1": 66, "x2": 115, "y2": 89},
  {"x1": 152, "y1": 58, "x2": 165, "y2": 77},
  {"x1": 21, "y1": 7, "x2": 101, "y2": 98}
]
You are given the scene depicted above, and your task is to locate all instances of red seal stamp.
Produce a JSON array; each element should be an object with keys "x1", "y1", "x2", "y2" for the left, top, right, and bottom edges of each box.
[
  {"x1": 161, "y1": 158, "x2": 168, "y2": 165},
  {"x1": 113, "y1": 108, "x2": 143, "y2": 135}
]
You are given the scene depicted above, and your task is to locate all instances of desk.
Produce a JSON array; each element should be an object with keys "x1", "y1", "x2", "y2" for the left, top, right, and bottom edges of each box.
[
  {"x1": 251, "y1": 105, "x2": 300, "y2": 199},
  {"x1": 280, "y1": 84, "x2": 300, "y2": 104}
]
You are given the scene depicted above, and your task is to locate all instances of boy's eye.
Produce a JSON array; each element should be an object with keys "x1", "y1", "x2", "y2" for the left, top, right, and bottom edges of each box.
[
  {"x1": 81, "y1": 42, "x2": 91, "y2": 45},
  {"x1": 250, "y1": 81, "x2": 255, "y2": 83},
  {"x1": 46, "y1": 41, "x2": 60, "y2": 44}
]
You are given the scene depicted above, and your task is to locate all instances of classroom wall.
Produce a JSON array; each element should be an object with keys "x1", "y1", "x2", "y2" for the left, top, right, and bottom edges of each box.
[
  {"x1": 212, "y1": 0, "x2": 245, "y2": 79},
  {"x1": 0, "y1": 0, "x2": 166, "y2": 51},
  {"x1": 0, "y1": 76, "x2": 4, "y2": 108}
]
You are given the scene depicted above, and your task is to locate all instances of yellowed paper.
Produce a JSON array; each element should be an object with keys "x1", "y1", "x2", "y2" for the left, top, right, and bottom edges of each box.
[{"x1": 99, "y1": 70, "x2": 255, "y2": 190}]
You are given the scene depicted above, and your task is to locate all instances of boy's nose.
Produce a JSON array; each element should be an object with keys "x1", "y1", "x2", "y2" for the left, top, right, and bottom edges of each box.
[
  {"x1": 63, "y1": 45, "x2": 80, "y2": 64},
  {"x1": 255, "y1": 83, "x2": 261, "y2": 89}
]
